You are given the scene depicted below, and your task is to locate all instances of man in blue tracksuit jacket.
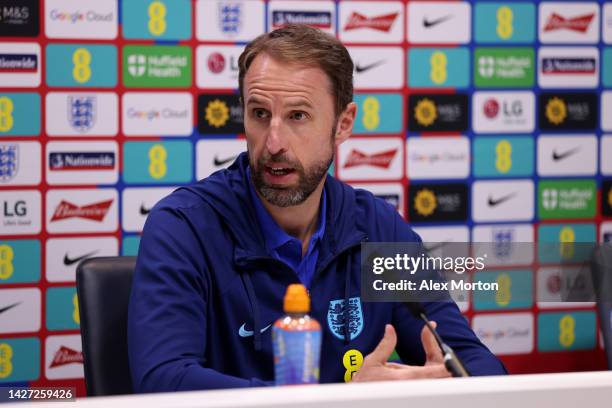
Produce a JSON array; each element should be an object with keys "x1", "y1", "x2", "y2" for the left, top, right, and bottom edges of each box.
[{"x1": 128, "y1": 25, "x2": 506, "y2": 392}]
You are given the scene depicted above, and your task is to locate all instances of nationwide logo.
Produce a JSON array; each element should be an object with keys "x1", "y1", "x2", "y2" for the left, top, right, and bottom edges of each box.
[
  {"x1": 272, "y1": 11, "x2": 332, "y2": 29},
  {"x1": 123, "y1": 46, "x2": 192, "y2": 88},
  {"x1": 409, "y1": 184, "x2": 467, "y2": 222},
  {"x1": 49, "y1": 346, "x2": 83, "y2": 368},
  {"x1": 544, "y1": 13, "x2": 595, "y2": 33},
  {"x1": 539, "y1": 180, "x2": 596, "y2": 219},
  {"x1": 343, "y1": 149, "x2": 397, "y2": 169},
  {"x1": 344, "y1": 12, "x2": 398, "y2": 32},
  {"x1": 51, "y1": 199, "x2": 113, "y2": 222},
  {"x1": 0, "y1": 53, "x2": 37, "y2": 73},
  {"x1": 540, "y1": 93, "x2": 597, "y2": 130},
  {"x1": 67, "y1": 96, "x2": 96, "y2": 132},
  {"x1": 0, "y1": 144, "x2": 18, "y2": 182},
  {"x1": 218, "y1": 2, "x2": 242, "y2": 35},
  {"x1": 541, "y1": 57, "x2": 596, "y2": 75},
  {"x1": 408, "y1": 94, "x2": 468, "y2": 132},
  {"x1": 49, "y1": 152, "x2": 115, "y2": 171}
]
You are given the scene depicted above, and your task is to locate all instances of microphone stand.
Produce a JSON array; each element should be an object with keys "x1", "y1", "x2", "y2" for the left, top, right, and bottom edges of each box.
[{"x1": 406, "y1": 302, "x2": 470, "y2": 377}]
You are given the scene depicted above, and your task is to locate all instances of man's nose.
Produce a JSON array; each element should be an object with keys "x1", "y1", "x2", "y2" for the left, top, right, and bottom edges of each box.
[{"x1": 265, "y1": 116, "x2": 288, "y2": 156}]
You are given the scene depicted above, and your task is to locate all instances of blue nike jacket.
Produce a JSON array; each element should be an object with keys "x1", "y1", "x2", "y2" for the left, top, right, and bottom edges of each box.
[{"x1": 128, "y1": 152, "x2": 506, "y2": 392}]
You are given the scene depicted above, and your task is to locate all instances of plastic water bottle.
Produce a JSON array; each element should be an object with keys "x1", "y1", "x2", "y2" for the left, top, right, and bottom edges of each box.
[{"x1": 272, "y1": 283, "x2": 322, "y2": 385}]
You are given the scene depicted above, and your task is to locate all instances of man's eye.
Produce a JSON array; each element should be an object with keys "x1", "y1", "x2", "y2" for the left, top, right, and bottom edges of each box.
[
  {"x1": 291, "y1": 111, "x2": 307, "y2": 121},
  {"x1": 253, "y1": 109, "x2": 268, "y2": 119}
]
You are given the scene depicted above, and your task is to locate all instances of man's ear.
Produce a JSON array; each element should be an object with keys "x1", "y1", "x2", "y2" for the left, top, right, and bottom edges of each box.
[{"x1": 334, "y1": 102, "x2": 357, "y2": 146}]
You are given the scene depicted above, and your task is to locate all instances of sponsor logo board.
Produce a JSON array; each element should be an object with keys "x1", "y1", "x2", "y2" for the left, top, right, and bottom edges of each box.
[
  {"x1": 337, "y1": 137, "x2": 403, "y2": 181},
  {"x1": 46, "y1": 141, "x2": 118, "y2": 185},
  {"x1": 196, "y1": 139, "x2": 246, "y2": 179},
  {"x1": 0, "y1": 42, "x2": 40, "y2": 87},
  {"x1": 46, "y1": 189, "x2": 118, "y2": 233},
  {"x1": 122, "y1": 92, "x2": 192, "y2": 136},
  {"x1": 45, "y1": 0, "x2": 117, "y2": 39},
  {"x1": 407, "y1": 2, "x2": 471, "y2": 44},
  {"x1": 196, "y1": 0, "x2": 265, "y2": 42},
  {"x1": 122, "y1": 187, "x2": 175, "y2": 232},
  {"x1": 472, "y1": 180, "x2": 534, "y2": 222},
  {"x1": 45, "y1": 237, "x2": 118, "y2": 282},
  {"x1": 0, "y1": 141, "x2": 41, "y2": 186},
  {"x1": 0, "y1": 190, "x2": 41, "y2": 235},
  {"x1": 406, "y1": 136, "x2": 469, "y2": 179}
]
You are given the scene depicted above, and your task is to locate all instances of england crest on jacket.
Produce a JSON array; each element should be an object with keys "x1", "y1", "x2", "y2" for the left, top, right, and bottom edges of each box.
[{"x1": 327, "y1": 297, "x2": 364, "y2": 341}]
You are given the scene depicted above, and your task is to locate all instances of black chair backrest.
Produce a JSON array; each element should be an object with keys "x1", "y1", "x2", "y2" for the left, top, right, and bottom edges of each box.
[{"x1": 76, "y1": 256, "x2": 136, "y2": 396}]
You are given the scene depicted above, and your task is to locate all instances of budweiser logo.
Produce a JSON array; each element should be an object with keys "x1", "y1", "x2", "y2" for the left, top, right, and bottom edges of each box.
[
  {"x1": 49, "y1": 346, "x2": 83, "y2": 368},
  {"x1": 344, "y1": 12, "x2": 398, "y2": 32},
  {"x1": 544, "y1": 13, "x2": 594, "y2": 33},
  {"x1": 344, "y1": 149, "x2": 397, "y2": 169},
  {"x1": 51, "y1": 199, "x2": 113, "y2": 222}
]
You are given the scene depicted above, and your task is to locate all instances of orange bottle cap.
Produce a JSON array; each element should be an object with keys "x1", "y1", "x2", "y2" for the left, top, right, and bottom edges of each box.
[{"x1": 284, "y1": 284, "x2": 310, "y2": 313}]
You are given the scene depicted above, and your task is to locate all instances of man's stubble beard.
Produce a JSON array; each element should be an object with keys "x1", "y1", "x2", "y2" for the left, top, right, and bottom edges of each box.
[{"x1": 250, "y1": 128, "x2": 336, "y2": 208}]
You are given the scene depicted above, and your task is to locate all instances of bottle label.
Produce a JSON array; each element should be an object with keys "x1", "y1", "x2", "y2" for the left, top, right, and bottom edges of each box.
[{"x1": 272, "y1": 327, "x2": 321, "y2": 385}]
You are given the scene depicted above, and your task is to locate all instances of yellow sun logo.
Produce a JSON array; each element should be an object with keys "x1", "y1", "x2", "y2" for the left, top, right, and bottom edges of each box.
[
  {"x1": 414, "y1": 98, "x2": 437, "y2": 127},
  {"x1": 414, "y1": 189, "x2": 437, "y2": 216},
  {"x1": 545, "y1": 97, "x2": 567, "y2": 126},
  {"x1": 205, "y1": 99, "x2": 230, "y2": 128}
]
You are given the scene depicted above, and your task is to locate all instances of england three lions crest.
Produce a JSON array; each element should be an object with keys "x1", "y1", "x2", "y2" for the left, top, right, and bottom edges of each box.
[
  {"x1": 327, "y1": 297, "x2": 363, "y2": 341},
  {"x1": 68, "y1": 95, "x2": 96, "y2": 133},
  {"x1": 0, "y1": 144, "x2": 18, "y2": 182}
]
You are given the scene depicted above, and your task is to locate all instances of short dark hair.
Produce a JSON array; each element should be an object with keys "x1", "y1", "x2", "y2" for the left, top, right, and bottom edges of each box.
[{"x1": 238, "y1": 24, "x2": 354, "y2": 117}]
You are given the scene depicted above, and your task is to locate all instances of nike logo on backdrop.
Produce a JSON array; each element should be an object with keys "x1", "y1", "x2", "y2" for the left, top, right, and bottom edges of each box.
[
  {"x1": 552, "y1": 147, "x2": 580, "y2": 161},
  {"x1": 63, "y1": 251, "x2": 99, "y2": 266},
  {"x1": 214, "y1": 155, "x2": 238, "y2": 167},
  {"x1": 0, "y1": 302, "x2": 21, "y2": 315},
  {"x1": 140, "y1": 203, "x2": 151, "y2": 216},
  {"x1": 422, "y1": 15, "x2": 452, "y2": 28},
  {"x1": 238, "y1": 323, "x2": 272, "y2": 338},
  {"x1": 487, "y1": 193, "x2": 517, "y2": 207},
  {"x1": 355, "y1": 60, "x2": 385, "y2": 73}
]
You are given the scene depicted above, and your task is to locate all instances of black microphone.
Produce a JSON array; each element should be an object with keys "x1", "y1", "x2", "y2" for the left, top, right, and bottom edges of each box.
[{"x1": 404, "y1": 302, "x2": 470, "y2": 377}]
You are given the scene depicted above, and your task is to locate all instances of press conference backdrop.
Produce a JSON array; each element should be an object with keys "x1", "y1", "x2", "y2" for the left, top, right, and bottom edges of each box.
[{"x1": 1, "y1": 0, "x2": 611, "y2": 396}]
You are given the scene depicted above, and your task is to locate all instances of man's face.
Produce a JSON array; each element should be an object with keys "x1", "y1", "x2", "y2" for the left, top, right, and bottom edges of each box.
[{"x1": 242, "y1": 54, "x2": 339, "y2": 207}]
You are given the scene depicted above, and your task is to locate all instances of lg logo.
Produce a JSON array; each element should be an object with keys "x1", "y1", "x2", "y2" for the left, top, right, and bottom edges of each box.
[
  {"x1": 483, "y1": 98, "x2": 523, "y2": 119},
  {"x1": 3, "y1": 200, "x2": 27, "y2": 217}
]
